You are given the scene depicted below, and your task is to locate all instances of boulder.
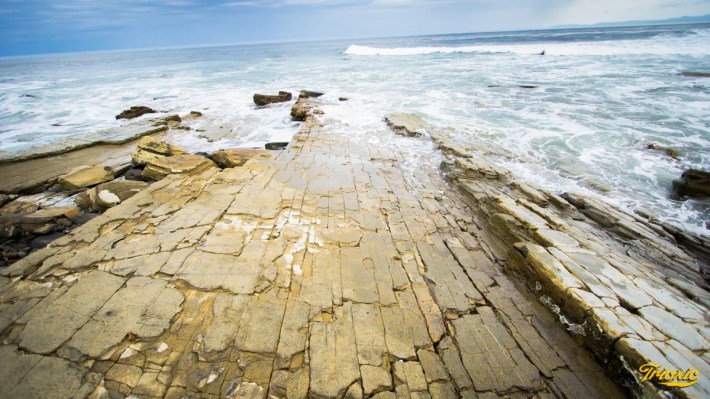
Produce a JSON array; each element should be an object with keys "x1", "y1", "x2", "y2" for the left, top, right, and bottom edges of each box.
[
  {"x1": 123, "y1": 168, "x2": 145, "y2": 181},
  {"x1": 210, "y1": 149, "x2": 273, "y2": 168},
  {"x1": 384, "y1": 113, "x2": 428, "y2": 137},
  {"x1": 299, "y1": 90, "x2": 324, "y2": 99},
  {"x1": 116, "y1": 106, "x2": 156, "y2": 120},
  {"x1": 142, "y1": 154, "x2": 217, "y2": 181},
  {"x1": 253, "y1": 91, "x2": 292, "y2": 106},
  {"x1": 291, "y1": 98, "x2": 315, "y2": 121},
  {"x1": 137, "y1": 136, "x2": 185, "y2": 156},
  {"x1": 74, "y1": 194, "x2": 91, "y2": 209},
  {"x1": 265, "y1": 142, "x2": 289, "y2": 151},
  {"x1": 88, "y1": 180, "x2": 150, "y2": 211},
  {"x1": 58, "y1": 166, "x2": 114, "y2": 189},
  {"x1": 672, "y1": 169, "x2": 710, "y2": 198},
  {"x1": 131, "y1": 137, "x2": 186, "y2": 166}
]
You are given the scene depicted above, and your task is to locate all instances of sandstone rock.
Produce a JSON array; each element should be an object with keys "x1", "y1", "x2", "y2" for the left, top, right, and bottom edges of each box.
[
  {"x1": 385, "y1": 114, "x2": 427, "y2": 137},
  {"x1": 89, "y1": 180, "x2": 150, "y2": 211},
  {"x1": 253, "y1": 91, "x2": 292, "y2": 106},
  {"x1": 116, "y1": 106, "x2": 156, "y2": 120},
  {"x1": 131, "y1": 136, "x2": 186, "y2": 166},
  {"x1": 672, "y1": 169, "x2": 710, "y2": 198},
  {"x1": 0, "y1": 194, "x2": 12, "y2": 208},
  {"x1": 142, "y1": 154, "x2": 216, "y2": 181},
  {"x1": 58, "y1": 166, "x2": 114, "y2": 189},
  {"x1": 137, "y1": 136, "x2": 185, "y2": 156},
  {"x1": 189, "y1": 110, "x2": 203, "y2": 117},
  {"x1": 291, "y1": 98, "x2": 315, "y2": 121},
  {"x1": 298, "y1": 90, "x2": 324, "y2": 99},
  {"x1": 74, "y1": 192, "x2": 91, "y2": 208},
  {"x1": 210, "y1": 149, "x2": 272, "y2": 168}
]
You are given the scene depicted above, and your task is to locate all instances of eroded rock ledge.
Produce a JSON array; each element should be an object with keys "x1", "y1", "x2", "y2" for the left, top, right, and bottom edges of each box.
[
  {"x1": 391, "y1": 113, "x2": 709, "y2": 399},
  {"x1": 0, "y1": 102, "x2": 706, "y2": 399}
]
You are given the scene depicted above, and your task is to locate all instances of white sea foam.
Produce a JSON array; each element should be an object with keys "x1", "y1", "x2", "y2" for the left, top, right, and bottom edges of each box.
[
  {"x1": 2, "y1": 25, "x2": 709, "y2": 235},
  {"x1": 344, "y1": 30, "x2": 710, "y2": 57}
]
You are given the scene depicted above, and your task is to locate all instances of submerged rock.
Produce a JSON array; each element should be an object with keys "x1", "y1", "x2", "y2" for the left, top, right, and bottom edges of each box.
[
  {"x1": 210, "y1": 149, "x2": 273, "y2": 168},
  {"x1": 116, "y1": 106, "x2": 157, "y2": 120},
  {"x1": 645, "y1": 143, "x2": 679, "y2": 159},
  {"x1": 58, "y1": 166, "x2": 114, "y2": 190},
  {"x1": 253, "y1": 91, "x2": 292, "y2": 106},
  {"x1": 299, "y1": 90, "x2": 324, "y2": 99},
  {"x1": 384, "y1": 113, "x2": 427, "y2": 137},
  {"x1": 339, "y1": 97, "x2": 349, "y2": 101},
  {"x1": 672, "y1": 169, "x2": 710, "y2": 198},
  {"x1": 519, "y1": 85, "x2": 539, "y2": 89},
  {"x1": 142, "y1": 154, "x2": 216, "y2": 181},
  {"x1": 679, "y1": 71, "x2": 710, "y2": 78}
]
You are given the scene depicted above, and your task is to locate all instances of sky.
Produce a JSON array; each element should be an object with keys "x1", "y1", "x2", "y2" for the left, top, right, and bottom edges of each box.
[{"x1": 1, "y1": 0, "x2": 709, "y2": 56}]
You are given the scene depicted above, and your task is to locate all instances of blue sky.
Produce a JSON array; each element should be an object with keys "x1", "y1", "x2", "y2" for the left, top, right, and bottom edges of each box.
[{"x1": 1, "y1": 0, "x2": 709, "y2": 56}]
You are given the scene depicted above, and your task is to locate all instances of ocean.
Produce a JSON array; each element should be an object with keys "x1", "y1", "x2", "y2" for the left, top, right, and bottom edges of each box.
[{"x1": 1, "y1": 23, "x2": 709, "y2": 236}]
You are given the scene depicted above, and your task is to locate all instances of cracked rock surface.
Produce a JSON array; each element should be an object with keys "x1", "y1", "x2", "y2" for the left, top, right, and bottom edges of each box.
[{"x1": 0, "y1": 104, "x2": 706, "y2": 399}]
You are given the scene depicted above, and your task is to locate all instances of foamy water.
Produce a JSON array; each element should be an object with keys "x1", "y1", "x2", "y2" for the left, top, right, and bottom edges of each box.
[{"x1": 1, "y1": 24, "x2": 709, "y2": 235}]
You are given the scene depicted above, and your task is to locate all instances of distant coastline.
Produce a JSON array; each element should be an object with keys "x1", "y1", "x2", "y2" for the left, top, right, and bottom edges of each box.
[{"x1": 551, "y1": 13, "x2": 710, "y2": 29}]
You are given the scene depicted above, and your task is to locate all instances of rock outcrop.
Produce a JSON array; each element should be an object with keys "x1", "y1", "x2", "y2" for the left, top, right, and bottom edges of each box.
[
  {"x1": 210, "y1": 149, "x2": 272, "y2": 168},
  {"x1": 131, "y1": 136, "x2": 186, "y2": 166},
  {"x1": 672, "y1": 169, "x2": 710, "y2": 198},
  {"x1": 116, "y1": 106, "x2": 157, "y2": 120},
  {"x1": 291, "y1": 97, "x2": 315, "y2": 121},
  {"x1": 384, "y1": 113, "x2": 427, "y2": 137},
  {"x1": 58, "y1": 166, "x2": 115, "y2": 190},
  {"x1": 680, "y1": 71, "x2": 710, "y2": 77},
  {"x1": 645, "y1": 143, "x2": 679, "y2": 159},
  {"x1": 253, "y1": 91, "x2": 292, "y2": 106},
  {"x1": 298, "y1": 90, "x2": 324, "y2": 99},
  {"x1": 142, "y1": 154, "x2": 217, "y2": 181},
  {"x1": 87, "y1": 180, "x2": 150, "y2": 211}
]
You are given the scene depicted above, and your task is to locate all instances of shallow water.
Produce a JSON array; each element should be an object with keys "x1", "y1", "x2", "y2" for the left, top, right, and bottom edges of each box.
[{"x1": 1, "y1": 24, "x2": 709, "y2": 235}]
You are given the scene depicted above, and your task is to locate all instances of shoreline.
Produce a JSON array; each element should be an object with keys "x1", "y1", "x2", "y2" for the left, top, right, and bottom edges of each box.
[{"x1": 0, "y1": 96, "x2": 707, "y2": 398}]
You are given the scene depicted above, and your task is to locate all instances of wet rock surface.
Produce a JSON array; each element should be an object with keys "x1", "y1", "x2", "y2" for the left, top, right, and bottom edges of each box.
[
  {"x1": 254, "y1": 91, "x2": 293, "y2": 106},
  {"x1": 142, "y1": 153, "x2": 217, "y2": 181},
  {"x1": 0, "y1": 101, "x2": 706, "y2": 399},
  {"x1": 673, "y1": 169, "x2": 710, "y2": 198},
  {"x1": 384, "y1": 113, "x2": 428, "y2": 137},
  {"x1": 115, "y1": 106, "x2": 157, "y2": 120},
  {"x1": 210, "y1": 149, "x2": 273, "y2": 168}
]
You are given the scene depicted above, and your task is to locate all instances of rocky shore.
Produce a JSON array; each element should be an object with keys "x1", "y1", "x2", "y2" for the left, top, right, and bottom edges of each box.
[{"x1": 0, "y1": 95, "x2": 707, "y2": 399}]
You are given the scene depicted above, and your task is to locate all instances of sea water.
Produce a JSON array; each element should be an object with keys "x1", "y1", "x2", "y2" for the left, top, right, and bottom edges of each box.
[{"x1": 1, "y1": 24, "x2": 709, "y2": 235}]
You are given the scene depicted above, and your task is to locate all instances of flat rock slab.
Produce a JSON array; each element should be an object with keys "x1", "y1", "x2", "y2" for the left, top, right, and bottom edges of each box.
[
  {"x1": 58, "y1": 165, "x2": 115, "y2": 189},
  {"x1": 0, "y1": 111, "x2": 649, "y2": 399},
  {"x1": 0, "y1": 116, "x2": 174, "y2": 164},
  {"x1": 142, "y1": 154, "x2": 217, "y2": 181},
  {"x1": 385, "y1": 113, "x2": 428, "y2": 137}
]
